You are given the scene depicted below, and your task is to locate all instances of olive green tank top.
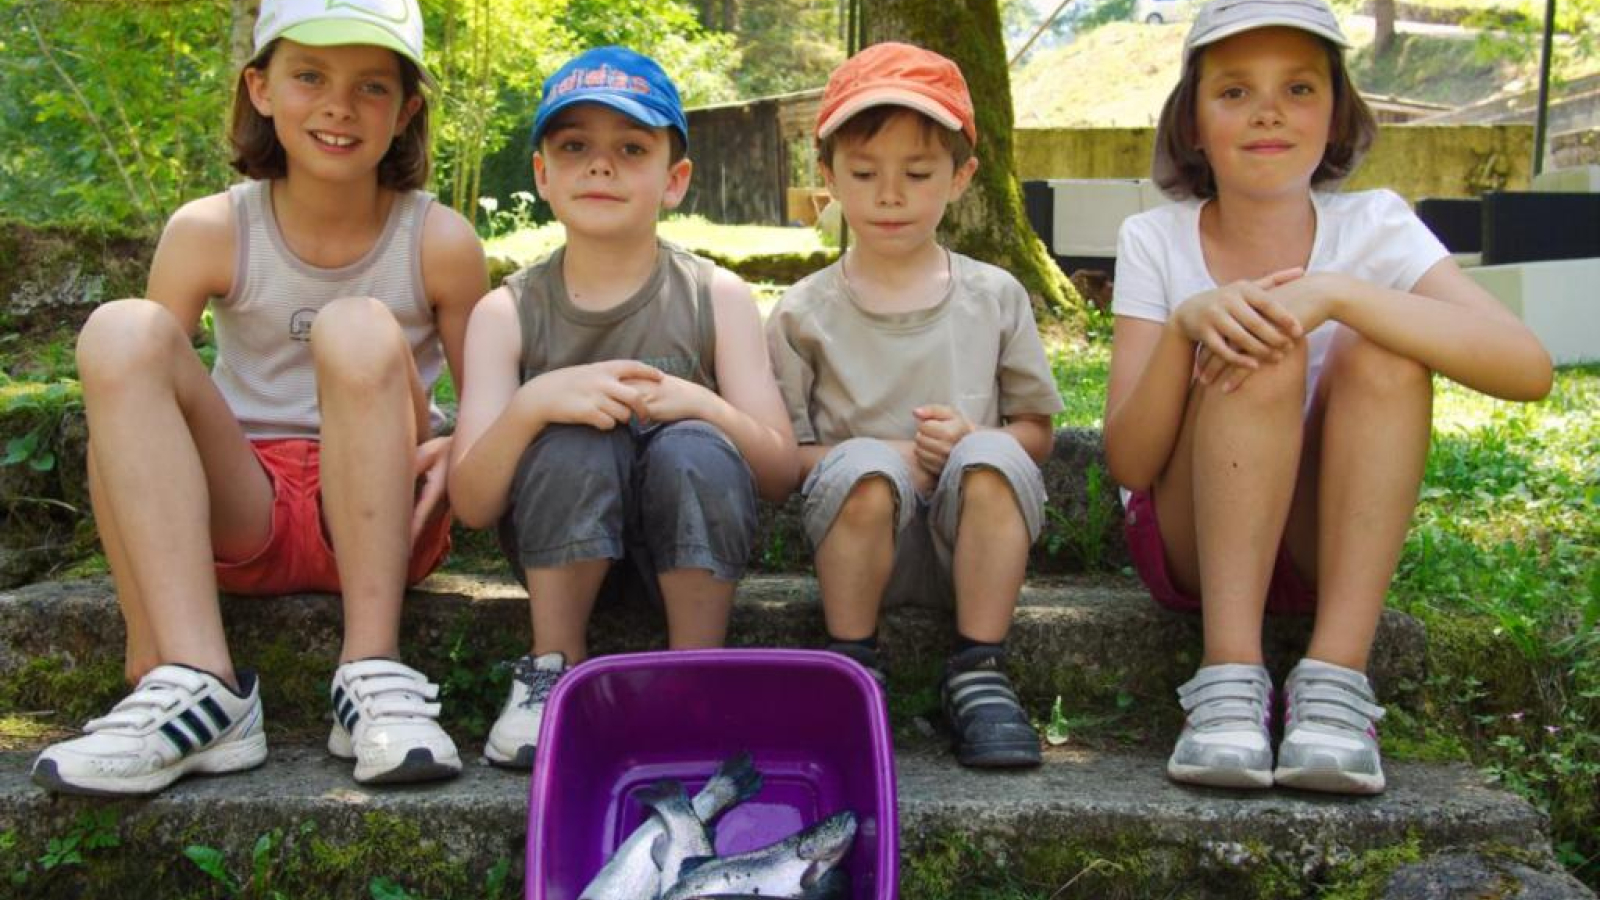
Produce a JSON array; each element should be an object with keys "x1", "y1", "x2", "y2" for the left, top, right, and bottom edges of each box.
[{"x1": 505, "y1": 240, "x2": 718, "y2": 391}]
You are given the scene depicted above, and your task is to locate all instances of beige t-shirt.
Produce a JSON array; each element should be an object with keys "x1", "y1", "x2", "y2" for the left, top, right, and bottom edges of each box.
[{"x1": 765, "y1": 250, "x2": 1064, "y2": 445}]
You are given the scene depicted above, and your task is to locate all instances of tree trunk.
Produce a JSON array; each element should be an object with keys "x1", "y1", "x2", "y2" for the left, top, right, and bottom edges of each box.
[
  {"x1": 231, "y1": 0, "x2": 259, "y2": 72},
  {"x1": 862, "y1": 0, "x2": 1078, "y2": 322},
  {"x1": 1373, "y1": 0, "x2": 1396, "y2": 57}
]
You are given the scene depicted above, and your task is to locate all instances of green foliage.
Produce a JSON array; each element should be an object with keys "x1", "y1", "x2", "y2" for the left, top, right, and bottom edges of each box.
[
  {"x1": 1468, "y1": 0, "x2": 1600, "y2": 80},
  {"x1": 0, "y1": 0, "x2": 742, "y2": 229},
  {"x1": 1050, "y1": 341, "x2": 1109, "y2": 429},
  {"x1": 0, "y1": 375, "x2": 80, "y2": 473},
  {"x1": 708, "y1": 0, "x2": 844, "y2": 98},
  {"x1": 1389, "y1": 366, "x2": 1600, "y2": 887},
  {"x1": 0, "y1": 0, "x2": 234, "y2": 227}
]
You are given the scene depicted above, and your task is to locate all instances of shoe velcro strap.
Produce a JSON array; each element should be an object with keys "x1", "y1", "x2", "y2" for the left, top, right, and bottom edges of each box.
[
  {"x1": 1186, "y1": 701, "x2": 1266, "y2": 730},
  {"x1": 1178, "y1": 680, "x2": 1267, "y2": 713},
  {"x1": 348, "y1": 674, "x2": 440, "y2": 702},
  {"x1": 956, "y1": 695, "x2": 1027, "y2": 719},
  {"x1": 950, "y1": 683, "x2": 1022, "y2": 712},
  {"x1": 1177, "y1": 666, "x2": 1269, "y2": 697},
  {"x1": 364, "y1": 699, "x2": 444, "y2": 721},
  {"x1": 1290, "y1": 688, "x2": 1385, "y2": 730}
]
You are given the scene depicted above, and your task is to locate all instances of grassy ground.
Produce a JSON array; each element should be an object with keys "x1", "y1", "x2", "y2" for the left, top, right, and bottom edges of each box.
[{"x1": 485, "y1": 214, "x2": 829, "y2": 266}]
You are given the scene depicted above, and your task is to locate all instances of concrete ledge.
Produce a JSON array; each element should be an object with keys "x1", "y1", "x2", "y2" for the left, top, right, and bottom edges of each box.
[
  {"x1": 1466, "y1": 257, "x2": 1600, "y2": 365},
  {"x1": 0, "y1": 747, "x2": 1570, "y2": 899},
  {"x1": 0, "y1": 573, "x2": 1426, "y2": 736}
]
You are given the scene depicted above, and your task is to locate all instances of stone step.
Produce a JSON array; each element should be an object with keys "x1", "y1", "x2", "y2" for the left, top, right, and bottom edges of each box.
[
  {"x1": 0, "y1": 745, "x2": 1585, "y2": 899},
  {"x1": 1, "y1": 573, "x2": 1426, "y2": 741}
]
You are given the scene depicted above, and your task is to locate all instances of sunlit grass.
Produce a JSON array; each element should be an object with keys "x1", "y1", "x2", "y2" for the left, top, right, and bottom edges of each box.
[{"x1": 486, "y1": 214, "x2": 826, "y2": 265}]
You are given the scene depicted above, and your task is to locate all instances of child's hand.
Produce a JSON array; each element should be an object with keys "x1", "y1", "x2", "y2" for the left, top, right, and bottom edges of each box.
[
  {"x1": 625, "y1": 373, "x2": 713, "y2": 424},
  {"x1": 411, "y1": 435, "x2": 452, "y2": 544},
  {"x1": 1174, "y1": 268, "x2": 1305, "y2": 370},
  {"x1": 913, "y1": 405, "x2": 974, "y2": 478},
  {"x1": 894, "y1": 441, "x2": 938, "y2": 496},
  {"x1": 1265, "y1": 272, "x2": 1349, "y2": 336},
  {"x1": 527, "y1": 360, "x2": 660, "y2": 429}
]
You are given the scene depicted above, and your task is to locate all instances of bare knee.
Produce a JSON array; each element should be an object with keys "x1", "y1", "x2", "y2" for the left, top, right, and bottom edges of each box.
[
  {"x1": 310, "y1": 297, "x2": 408, "y2": 392},
  {"x1": 1207, "y1": 340, "x2": 1308, "y2": 408},
  {"x1": 835, "y1": 475, "x2": 896, "y2": 532},
  {"x1": 959, "y1": 467, "x2": 1019, "y2": 518},
  {"x1": 76, "y1": 299, "x2": 188, "y2": 389},
  {"x1": 1330, "y1": 336, "x2": 1430, "y2": 403}
]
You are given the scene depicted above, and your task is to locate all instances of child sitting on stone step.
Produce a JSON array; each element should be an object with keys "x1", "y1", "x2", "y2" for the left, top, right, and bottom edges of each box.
[
  {"x1": 447, "y1": 46, "x2": 798, "y2": 769},
  {"x1": 32, "y1": 0, "x2": 486, "y2": 796},
  {"x1": 1105, "y1": 0, "x2": 1551, "y2": 794},
  {"x1": 765, "y1": 43, "x2": 1065, "y2": 769}
]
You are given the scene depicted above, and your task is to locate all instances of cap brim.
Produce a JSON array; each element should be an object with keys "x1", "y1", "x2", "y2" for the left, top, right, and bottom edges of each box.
[
  {"x1": 280, "y1": 20, "x2": 434, "y2": 84},
  {"x1": 1189, "y1": 17, "x2": 1351, "y2": 57},
  {"x1": 531, "y1": 93, "x2": 685, "y2": 147},
  {"x1": 817, "y1": 89, "x2": 965, "y2": 141}
]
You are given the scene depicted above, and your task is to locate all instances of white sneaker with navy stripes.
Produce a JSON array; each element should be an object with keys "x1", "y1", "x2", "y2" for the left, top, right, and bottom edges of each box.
[
  {"x1": 31, "y1": 664, "x2": 267, "y2": 796},
  {"x1": 327, "y1": 659, "x2": 460, "y2": 784}
]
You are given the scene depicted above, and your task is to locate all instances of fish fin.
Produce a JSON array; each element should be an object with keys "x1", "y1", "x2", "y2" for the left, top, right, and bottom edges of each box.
[
  {"x1": 694, "y1": 751, "x2": 763, "y2": 823},
  {"x1": 714, "y1": 750, "x2": 763, "y2": 804},
  {"x1": 800, "y1": 867, "x2": 851, "y2": 900},
  {"x1": 677, "y1": 855, "x2": 714, "y2": 878},
  {"x1": 650, "y1": 831, "x2": 671, "y2": 869},
  {"x1": 637, "y1": 778, "x2": 689, "y2": 810}
]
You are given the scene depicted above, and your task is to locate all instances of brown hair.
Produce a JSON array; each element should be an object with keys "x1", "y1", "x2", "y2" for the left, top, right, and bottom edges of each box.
[
  {"x1": 229, "y1": 40, "x2": 431, "y2": 190},
  {"x1": 1153, "y1": 36, "x2": 1375, "y2": 200},
  {"x1": 817, "y1": 105, "x2": 974, "y2": 172}
]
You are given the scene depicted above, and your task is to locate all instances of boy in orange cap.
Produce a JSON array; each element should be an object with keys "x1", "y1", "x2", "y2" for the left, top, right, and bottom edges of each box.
[{"x1": 766, "y1": 42, "x2": 1064, "y2": 768}]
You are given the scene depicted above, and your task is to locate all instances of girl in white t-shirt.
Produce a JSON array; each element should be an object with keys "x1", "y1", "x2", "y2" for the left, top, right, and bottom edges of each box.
[{"x1": 1105, "y1": 0, "x2": 1551, "y2": 795}]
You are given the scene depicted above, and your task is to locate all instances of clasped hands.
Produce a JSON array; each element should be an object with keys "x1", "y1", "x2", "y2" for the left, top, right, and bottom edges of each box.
[{"x1": 1174, "y1": 268, "x2": 1350, "y2": 393}]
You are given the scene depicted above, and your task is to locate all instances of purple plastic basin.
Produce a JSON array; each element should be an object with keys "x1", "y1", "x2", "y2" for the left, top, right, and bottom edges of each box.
[{"x1": 526, "y1": 649, "x2": 898, "y2": 900}]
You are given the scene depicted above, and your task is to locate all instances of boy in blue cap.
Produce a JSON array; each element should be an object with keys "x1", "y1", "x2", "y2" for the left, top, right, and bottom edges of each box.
[{"x1": 449, "y1": 47, "x2": 798, "y2": 768}]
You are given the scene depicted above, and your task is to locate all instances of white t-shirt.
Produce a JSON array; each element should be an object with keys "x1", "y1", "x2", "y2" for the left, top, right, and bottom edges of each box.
[{"x1": 1111, "y1": 188, "x2": 1450, "y2": 498}]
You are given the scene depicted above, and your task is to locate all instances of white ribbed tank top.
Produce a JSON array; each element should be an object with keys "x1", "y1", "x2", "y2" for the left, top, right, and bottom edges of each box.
[{"x1": 212, "y1": 180, "x2": 445, "y2": 438}]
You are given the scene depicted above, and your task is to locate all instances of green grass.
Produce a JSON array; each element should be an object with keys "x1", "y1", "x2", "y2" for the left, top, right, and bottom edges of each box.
[{"x1": 485, "y1": 214, "x2": 827, "y2": 266}]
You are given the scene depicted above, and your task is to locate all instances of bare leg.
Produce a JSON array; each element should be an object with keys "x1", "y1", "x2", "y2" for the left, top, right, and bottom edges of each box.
[
  {"x1": 1299, "y1": 332, "x2": 1431, "y2": 671},
  {"x1": 76, "y1": 300, "x2": 273, "y2": 688},
  {"x1": 660, "y1": 570, "x2": 735, "y2": 649},
  {"x1": 815, "y1": 477, "x2": 897, "y2": 642},
  {"x1": 951, "y1": 468, "x2": 1029, "y2": 644},
  {"x1": 311, "y1": 297, "x2": 430, "y2": 664},
  {"x1": 1153, "y1": 343, "x2": 1307, "y2": 666},
  {"x1": 524, "y1": 559, "x2": 610, "y2": 663}
]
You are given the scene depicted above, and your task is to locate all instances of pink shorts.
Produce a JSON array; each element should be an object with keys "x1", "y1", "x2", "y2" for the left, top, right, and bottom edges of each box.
[
  {"x1": 1124, "y1": 489, "x2": 1316, "y2": 615},
  {"x1": 215, "y1": 439, "x2": 451, "y2": 596}
]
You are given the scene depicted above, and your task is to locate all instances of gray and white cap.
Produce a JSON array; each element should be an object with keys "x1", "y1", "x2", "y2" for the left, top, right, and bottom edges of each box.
[{"x1": 1182, "y1": 0, "x2": 1350, "y2": 62}]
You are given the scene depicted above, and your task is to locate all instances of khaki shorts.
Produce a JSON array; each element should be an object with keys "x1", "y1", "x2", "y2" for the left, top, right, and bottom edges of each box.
[{"x1": 800, "y1": 431, "x2": 1047, "y2": 608}]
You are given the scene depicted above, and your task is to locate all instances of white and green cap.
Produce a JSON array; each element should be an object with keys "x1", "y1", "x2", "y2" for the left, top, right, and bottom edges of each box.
[
  {"x1": 1183, "y1": 0, "x2": 1350, "y2": 62},
  {"x1": 254, "y1": 0, "x2": 431, "y2": 80}
]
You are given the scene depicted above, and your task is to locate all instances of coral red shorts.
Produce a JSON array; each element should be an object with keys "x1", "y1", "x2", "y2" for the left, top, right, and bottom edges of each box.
[
  {"x1": 214, "y1": 439, "x2": 451, "y2": 595},
  {"x1": 1124, "y1": 489, "x2": 1316, "y2": 615}
]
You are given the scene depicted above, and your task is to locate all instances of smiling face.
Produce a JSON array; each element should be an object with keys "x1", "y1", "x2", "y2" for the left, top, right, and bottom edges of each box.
[
  {"x1": 820, "y1": 109, "x2": 977, "y2": 259},
  {"x1": 1193, "y1": 27, "x2": 1335, "y2": 202},
  {"x1": 532, "y1": 103, "x2": 692, "y2": 243},
  {"x1": 242, "y1": 39, "x2": 421, "y2": 187}
]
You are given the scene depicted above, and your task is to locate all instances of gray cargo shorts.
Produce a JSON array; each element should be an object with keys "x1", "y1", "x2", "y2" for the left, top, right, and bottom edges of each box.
[
  {"x1": 800, "y1": 430, "x2": 1048, "y2": 608},
  {"x1": 497, "y1": 419, "x2": 758, "y2": 605}
]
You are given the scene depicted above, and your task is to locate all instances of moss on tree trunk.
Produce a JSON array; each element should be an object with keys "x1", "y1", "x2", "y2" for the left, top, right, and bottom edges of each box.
[{"x1": 863, "y1": 0, "x2": 1082, "y2": 326}]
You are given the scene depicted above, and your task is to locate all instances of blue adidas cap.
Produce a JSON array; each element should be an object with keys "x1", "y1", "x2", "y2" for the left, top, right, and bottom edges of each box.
[{"x1": 531, "y1": 46, "x2": 688, "y2": 150}]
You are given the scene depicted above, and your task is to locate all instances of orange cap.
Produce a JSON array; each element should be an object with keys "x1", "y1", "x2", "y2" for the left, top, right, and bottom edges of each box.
[{"x1": 816, "y1": 42, "x2": 977, "y2": 146}]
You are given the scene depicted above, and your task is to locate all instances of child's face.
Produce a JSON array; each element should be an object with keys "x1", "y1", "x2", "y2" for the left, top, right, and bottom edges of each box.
[
  {"x1": 533, "y1": 104, "x2": 692, "y2": 242},
  {"x1": 245, "y1": 39, "x2": 421, "y2": 185},
  {"x1": 1194, "y1": 27, "x2": 1334, "y2": 201},
  {"x1": 822, "y1": 112, "x2": 977, "y2": 258}
]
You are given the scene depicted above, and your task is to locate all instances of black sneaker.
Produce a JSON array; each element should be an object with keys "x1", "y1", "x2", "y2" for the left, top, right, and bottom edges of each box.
[
  {"x1": 941, "y1": 646, "x2": 1041, "y2": 768},
  {"x1": 825, "y1": 642, "x2": 887, "y2": 688}
]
